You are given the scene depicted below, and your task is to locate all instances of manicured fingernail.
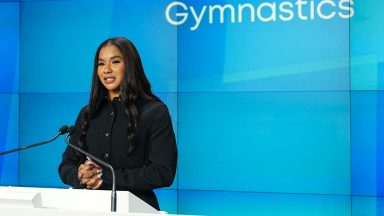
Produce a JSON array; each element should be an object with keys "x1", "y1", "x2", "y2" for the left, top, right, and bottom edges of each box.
[{"x1": 98, "y1": 173, "x2": 103, "y2": 178}]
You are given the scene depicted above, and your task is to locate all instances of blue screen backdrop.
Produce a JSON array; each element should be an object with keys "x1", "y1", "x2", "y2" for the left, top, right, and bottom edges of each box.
[
  {"x1": 0, "y1": 0, "x2": 383, "y2": 215},
  {"x1": 0, "y1": 1, "x2": 19, "y2": 186}
]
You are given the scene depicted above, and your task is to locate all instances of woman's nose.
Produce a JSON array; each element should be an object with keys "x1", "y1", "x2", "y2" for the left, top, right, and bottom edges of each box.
[{"x1": 103, "y1": 63, "x2": 112, "y2": 73}]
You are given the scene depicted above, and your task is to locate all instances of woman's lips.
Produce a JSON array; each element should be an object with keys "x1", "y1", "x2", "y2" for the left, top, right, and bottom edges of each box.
[{"x1": 104, "y1": 77, "x2": 116, "y2": 84}]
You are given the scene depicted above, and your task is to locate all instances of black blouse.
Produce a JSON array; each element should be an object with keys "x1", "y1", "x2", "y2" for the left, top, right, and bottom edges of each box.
[{"x1": 58, "y1": 97, "x2": 178, "y2": 210}]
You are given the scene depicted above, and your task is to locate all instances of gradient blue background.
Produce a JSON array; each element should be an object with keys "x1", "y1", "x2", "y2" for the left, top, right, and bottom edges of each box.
[{"x1": 0, "y1": 0, "x2": 383, "y2": 215}]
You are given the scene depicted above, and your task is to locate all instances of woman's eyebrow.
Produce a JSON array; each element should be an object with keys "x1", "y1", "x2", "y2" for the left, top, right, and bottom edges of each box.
[
  {"x1": 110, "y1": 56, "x2": 122, "y2": 60},
  {"x1": 98, "y1": 56, "x2": 122, "y2": 61}
]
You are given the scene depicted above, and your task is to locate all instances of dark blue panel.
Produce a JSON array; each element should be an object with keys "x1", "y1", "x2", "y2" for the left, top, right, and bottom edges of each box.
[
  {"x1": 378, "y1": 91, "x2": 384, "y2": 196},
  {"x1": 19, "y1": 93, "x2": 88, "y2": 187},
  {"x1": 0, "y1": 94, "x2": 19, "y2": 185},
  {"x1": 178, "y1": 190, "x2": 351, "y2": 216},
  {"x1": 351, "y1": 91, "x2": 384, "y2": 196},
  {"x1": 0, "y1": 2, "x2": 19, "y2": 93},
  {"x1": 178, "y1": 92, "x2": 351, "y2": 194}
]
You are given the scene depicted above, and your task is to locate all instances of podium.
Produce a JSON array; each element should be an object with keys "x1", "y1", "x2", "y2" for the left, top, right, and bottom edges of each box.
[{"x1": 0, "y1": 186, "x2": 185, "y2": 216}]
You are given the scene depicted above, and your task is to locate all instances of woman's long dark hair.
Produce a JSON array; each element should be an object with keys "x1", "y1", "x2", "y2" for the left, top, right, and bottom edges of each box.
[{"x1": 79, "y1": 37, "x2": 159, "y2": 153}]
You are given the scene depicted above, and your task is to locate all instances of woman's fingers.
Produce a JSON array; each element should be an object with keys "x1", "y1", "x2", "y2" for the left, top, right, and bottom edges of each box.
[
  {"x1": 91, "y1": 180, "x2": 103, "y2": 190},
  {"x1": 83, "y1": 167, "x2": 102, "y2": 179},
  {"x1": 78, "y1": 162, "x2": 102, "y2": 182},
  {"x1": 85, "y1": 173, "x2": 103, "y2": 189},
  {"x1": 86, "y1": 158, "x2": 101, "y2": 168}
]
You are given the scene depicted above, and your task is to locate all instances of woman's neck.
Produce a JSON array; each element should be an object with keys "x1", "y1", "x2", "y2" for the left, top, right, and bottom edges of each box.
[{"x1": 108, "y1": 90, "x2": 120, "y2": 101}]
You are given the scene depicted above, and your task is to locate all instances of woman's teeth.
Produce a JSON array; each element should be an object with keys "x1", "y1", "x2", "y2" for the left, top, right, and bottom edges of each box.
[{"x1": 104, "y1": 77, "x2": 116, "y2": 84}]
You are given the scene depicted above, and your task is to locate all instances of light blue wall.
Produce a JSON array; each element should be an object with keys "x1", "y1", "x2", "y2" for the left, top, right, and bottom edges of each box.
[{"x1": 0, "y1": 0, "x2": 383, "y2": 215}]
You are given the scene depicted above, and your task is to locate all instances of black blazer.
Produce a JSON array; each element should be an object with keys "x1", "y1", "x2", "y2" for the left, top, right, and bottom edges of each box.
[{"x1": 58, "y1": 98, "x2": 178, "y2": 210}]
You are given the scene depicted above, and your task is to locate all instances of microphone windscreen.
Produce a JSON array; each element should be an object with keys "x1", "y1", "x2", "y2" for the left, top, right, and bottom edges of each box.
[{"x1": 59, "y1": 125, "x2": 69, "y2": 134}]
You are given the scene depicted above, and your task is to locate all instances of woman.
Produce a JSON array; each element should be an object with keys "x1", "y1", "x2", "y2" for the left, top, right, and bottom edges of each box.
[{"x1": 58, "y1": 37, "x2": 177, "y2": 210}]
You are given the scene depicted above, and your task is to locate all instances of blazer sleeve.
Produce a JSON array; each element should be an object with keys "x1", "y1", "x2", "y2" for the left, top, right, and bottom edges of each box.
[
  {"x1": 101, "y1": 103, "x2": 178, "y2": 191},
  {"x1": 58, "y1": 107, "x2": 87, "y2": 188}
]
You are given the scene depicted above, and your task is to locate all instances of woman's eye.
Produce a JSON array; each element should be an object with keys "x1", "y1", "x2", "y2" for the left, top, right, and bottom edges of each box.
[
  {"x1": 112, "y1": 61, "x2": 120, "y2": 64},
  {"x1": 98, "y1": 62, "x2": 104, "y2": 66}
]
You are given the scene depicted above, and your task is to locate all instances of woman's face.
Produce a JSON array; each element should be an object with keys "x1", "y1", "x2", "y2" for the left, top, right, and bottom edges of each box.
[{"x1": 97, "y1": 44, "x2": 125, "y2": 99}]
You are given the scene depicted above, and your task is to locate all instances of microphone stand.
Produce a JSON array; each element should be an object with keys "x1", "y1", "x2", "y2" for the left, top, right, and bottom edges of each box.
[
  {"x1": 0, "y1": 126, "x2": 68, "y2": 156},
  {"x1": 64, "y1": 132, "x2": 117, "y2": 212}
]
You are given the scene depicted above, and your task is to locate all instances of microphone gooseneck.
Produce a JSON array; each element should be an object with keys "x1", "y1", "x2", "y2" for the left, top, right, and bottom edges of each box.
[
  {"x1": 64, "y1": 126, "x2": 117, "y2": 212},
  {"x1": 0, "y1": 125, "x2": 69, "y2": 156}
]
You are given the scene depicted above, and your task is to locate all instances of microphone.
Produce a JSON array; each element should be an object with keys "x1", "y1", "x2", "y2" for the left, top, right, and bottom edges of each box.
[
  {"x1": 0, "y1": 125, "x2": 69, "y2": 156},
  {"x1": 64, "y1": 126, "x2": 117, "y2": 212}
]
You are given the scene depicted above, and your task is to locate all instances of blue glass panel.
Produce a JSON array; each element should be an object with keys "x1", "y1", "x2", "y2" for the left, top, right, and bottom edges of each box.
[
  {"x1": 0, "y1": 2, "x2": 19, "y2": 93},
  {"x1": 110, "y1": 0, "x2": 177, "y2": 92},
  {"x1": 0, "y1": 94, "x2": 19, "y2": 185},
  {"x1": 378, "y1": 91, "x2": 384, "y2": 196},
  {"x1": 352, "y1": 196, "x2": 384, "y2": 216},
  {"x1": 178, "y1": 0, "x2": 350, "y2": 92},
  {"x1": 178, "y1": 190, "x2": 351, "y2": 216},
  {"x1": 20, "y1": 0, "x2": 175, "y2": 93},
  {"x1": 154, "y1": 189, "x2": 178, "y2": 214},
  {"x1": 20, "y1": 0, "x2": 113, "y2": 93},
  {"x1": 19, "y1": 93, "x2": 88, "y2": 187},
  {"x1": 178, "y1": 92, "x2": 351, "y2": 194},
  {"x1": 351, "y1": 91, "x2": 384, "y2": 196},
  {"x1": 351, "y1": 1, "x2": 384, "y2": 90}
]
